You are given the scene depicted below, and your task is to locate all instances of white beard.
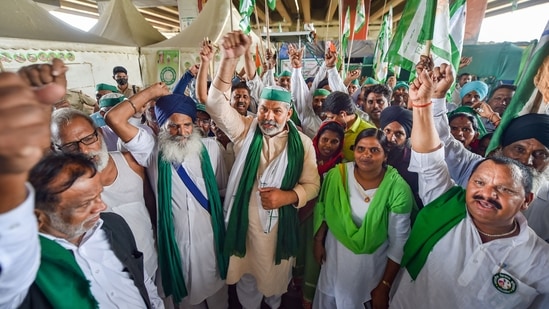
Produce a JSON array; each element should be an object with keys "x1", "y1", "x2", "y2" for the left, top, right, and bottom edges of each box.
[
  {"x1": 88, "y1": 138, "x2": 110, "y2": 172},
  {"x1": 158, "y1": 129, "x2": 203, "y2": 163}
]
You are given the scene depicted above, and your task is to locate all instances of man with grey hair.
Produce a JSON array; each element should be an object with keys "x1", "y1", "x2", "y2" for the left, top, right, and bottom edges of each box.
[
  {"x1": 50, "y1": 108, "x2": 158, "y2": 278},
  {"x1": 105, "y1": 86, "x2": 229, "y2": 308},
  {"x1": 203, "y1": 31, "x2": 320, "y2": 309}
]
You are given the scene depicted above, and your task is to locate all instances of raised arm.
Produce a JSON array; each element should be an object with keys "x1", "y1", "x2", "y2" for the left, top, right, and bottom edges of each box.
[
  {"x1": 172, "y1": 64, "x2": 198, "y2": 96},
  {"x1": 0, "y1": 59, "x2": 67, "y2": 308},
  {"x1": 105, "y1": 83, "x2": 170, "y2": 143},
  {"x1": 196, "y1": 39, "x2": 214, "y2": 104}
]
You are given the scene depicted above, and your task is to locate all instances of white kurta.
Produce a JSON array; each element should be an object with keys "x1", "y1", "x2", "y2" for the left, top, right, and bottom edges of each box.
[
  {"x1": 314, "y1": 163, "x2": 410, "y2": 308},
  {"x1": 391, "y1": 146, "x2": 549, "y2": 309},
  {"x1": 206, "y1": 86, "x2": 321, "y2": 296},
  {"x1": 124, "y1": 128, "x2": 227, "y2": 305}
]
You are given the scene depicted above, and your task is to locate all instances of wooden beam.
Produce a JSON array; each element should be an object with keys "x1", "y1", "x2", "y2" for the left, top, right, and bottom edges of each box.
[
  {"x1": 302, "y1": 0, "x2": 312, "y2": 23},
  {"x1": 138, "y1": 7, "x2": 180, "y2": 24},
  {"x1": 59, "y1": 1, "x2": 98, "y2": 15},
  {"x1": 275, "y1": 0, "x2": 292, "y2": 25},
  {"x1": 155, "y1": 6, "x2": 180, "y2": 15},
  {"x1": 254, "y1": 5, "x2": 266, "y2": 22},
  {"x1": 56, "y1": 7, "x2": 98, "y2": 18},
  {"x1": 369, "y1": 0, "x2": 405, "y2": 22},
  {"x1": 325, "y1": 0, "x2": 338, "y2": 23},
  {"x1": 485, "y1": 0, "x2": 547, "y2": 17}
]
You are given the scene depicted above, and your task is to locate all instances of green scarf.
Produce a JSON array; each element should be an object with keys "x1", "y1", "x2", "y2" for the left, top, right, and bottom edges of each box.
[
  {"x1": 225, "y1": 122, "x2": 304, "y2": 264},
  {"x1": 157, "y1": 146, "x2": 228, "y2": 304},
  {"x1": 314, "y1": 163, "x2": 414, "y2": 254},
  {"x1": 400, "y1": 186, "x2": 467, "y2": 280},
  {"x1": 36, "y1": 236, "x2": 98, "y2": 309}
]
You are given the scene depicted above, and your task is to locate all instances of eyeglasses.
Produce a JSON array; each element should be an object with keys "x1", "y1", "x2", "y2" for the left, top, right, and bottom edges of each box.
[{"x1": 55, "y1": 130, "x2": 99, "y2": 153}]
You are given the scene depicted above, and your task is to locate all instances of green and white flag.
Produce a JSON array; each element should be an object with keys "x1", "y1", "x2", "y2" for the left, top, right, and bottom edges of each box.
[
  {"x1": 449, "y1": 0, "x2": 467, "y2": 75},
  {"x1": 488, "y1": 19, "x2": 549, "y2": 154},
  {"x1": 341, "y1": 6, "x2": 351, "y2": 56},
  {"x1": 267, "y1": 0, "x2": 276, "y2": 11},
  {"x1": 239, "y1": 0, "x2": 255, "y2": 34},
  {"x1": 386, "y1": 0, "x2": 455, "y2": 78},
  {"x1": 373, "y1": 11, "x2": 391, "y2": 81},
  {"x1": 354, "y1": 0, "x2": 366, "y2": 33}
]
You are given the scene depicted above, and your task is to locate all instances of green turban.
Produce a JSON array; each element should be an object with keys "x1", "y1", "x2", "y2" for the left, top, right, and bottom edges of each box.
[
  {"x1": 394, "y1": 81, "x2": 409, "y2": 91},
  {"x1": 95, "y1": 83, "x2": 119, "y2": 93},
  {"x1": 99, "y1": 93, "x2": 126, "y2": 108},
  {"x1": 362, "y1": 77, "x2": 380, "y2": 86},
  {"x1": 313, "y1": 89, "x2": 330, "y2": 97},
  {"x1": 260, "y1": 86, "x2": 292, "y2": 104}
]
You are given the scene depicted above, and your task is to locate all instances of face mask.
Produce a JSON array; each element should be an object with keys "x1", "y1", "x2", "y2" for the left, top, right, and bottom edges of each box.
[{"x1": 116, "y1": 78, "x2": 128, "y2": 86}]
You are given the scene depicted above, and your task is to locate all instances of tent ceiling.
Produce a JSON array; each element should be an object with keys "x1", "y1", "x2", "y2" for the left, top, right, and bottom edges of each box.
[{"x1": 39, "y1": 0, "x2": 545, "y2": 40}]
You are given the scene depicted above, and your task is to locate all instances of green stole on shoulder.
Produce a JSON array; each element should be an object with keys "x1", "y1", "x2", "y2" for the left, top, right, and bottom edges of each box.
[
  {"x1": 313, "y1": 163, "x2": 414, "y2": 254},
  {"x1": 400, "y1": 186, "x2": 467, "y2": 280},
  {"x1": 224, "y1": 122, "x2": 304, "y2": 264},
  {"x1": 36, "y1": 236, "x2": 98, "y2": 309},
  {"x1": 157, "y1": 145, "x2": 228, "y2": 304}
]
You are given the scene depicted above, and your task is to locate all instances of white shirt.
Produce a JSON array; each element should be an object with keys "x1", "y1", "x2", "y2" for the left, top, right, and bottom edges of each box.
[
  {"x1": 0, "y1": 185, "x2": 39, "y2": 308},
  {"x1": 390, "y1": 146, "x2": 549, "y2": 309},
  {"x1": 40, "y1": 220, "x2": 164, "y2": 309}
]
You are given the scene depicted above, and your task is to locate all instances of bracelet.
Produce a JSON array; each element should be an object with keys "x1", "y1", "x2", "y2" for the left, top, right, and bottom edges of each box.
[
  {"x1": 217, "y1": 76, "x2": 231, "y2": 85},
  {"x1": 411, "y1": 101, "x2": 432, "y2": 108},
  {"x1": 489, "y1": 112, "x2": 500, "y2": 123},
  {"x1": 381, "y1": 280, "x2": 391, "y2": 288},
  {"x1": 127, "y1": 99, "x2": 138, "y2": 114}
]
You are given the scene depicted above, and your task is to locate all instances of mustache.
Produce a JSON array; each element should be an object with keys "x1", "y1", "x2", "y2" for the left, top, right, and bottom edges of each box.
[
  {"x1": 260, "y1": 120, "x2": 279, "y2": 127},
  {"x1": 473, "y1": 194, "x2": 502, "y2": 210}
]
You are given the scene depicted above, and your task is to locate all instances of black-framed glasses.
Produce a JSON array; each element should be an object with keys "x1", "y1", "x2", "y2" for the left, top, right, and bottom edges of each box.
[{"x1": 55, "y1": 130, "x2": 99, "y2": 153}]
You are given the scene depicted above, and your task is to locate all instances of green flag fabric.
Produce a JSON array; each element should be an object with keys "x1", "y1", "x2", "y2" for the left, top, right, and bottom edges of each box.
[
  {"x1": 239, "y1": 0, "x2": 255, "y2": 34},
  {"x1": 487, "y1": 20, "x2": 549, "y2": 154},
  {"x1": 354, "y1": 0, "x2": 366, "y2": 33},
  {"x1": 267, "y1": 0, "x2": 276, "y2": 11},
  {"x1": 387, "y1": 0, "x2": 464, "y2": 81},
  {"x1": 373, "y1": 8, "x2": 392, "y2": 82},
  {"x1": 341, "y1": 6, "x2": 352, "y2": 58}
]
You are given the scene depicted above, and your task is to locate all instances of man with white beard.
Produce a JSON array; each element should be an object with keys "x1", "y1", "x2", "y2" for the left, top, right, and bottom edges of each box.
[
  {"x1": 105, "y1": 85, "x2": 229, "y2": 309},
  {"x1": 424, "y1": 59, "x2": 549, "y2": 242},
  {"x1": 50, "y1": 109, "x2": 158, "y2": 278}
]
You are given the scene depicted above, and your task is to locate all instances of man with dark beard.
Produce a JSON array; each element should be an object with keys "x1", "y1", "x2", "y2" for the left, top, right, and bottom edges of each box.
[
  {"x1": 50, "y1": 108, "x2": 158, "y2": 279},
  {"x1": 363, "y1": 84, "x2": 391, "y2": 128},
  {"x1": 426, "y1": 60, "x2": 549, "y2": 242},
  {"x1": 380, "y1": 106, "x2": 422, "y2": 208},
  {"x1": 105, "y1": 88, "x2": 229, "y2": 308},
  {"x1": 204, "y1": 31, "x2": 320, "y2": 309}
]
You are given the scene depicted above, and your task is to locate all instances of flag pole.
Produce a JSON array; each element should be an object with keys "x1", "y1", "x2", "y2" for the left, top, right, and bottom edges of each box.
[
  {"x1": 265, "y1": 0, "x2": 271, "y2": 51},
  {"x1": 229, "y1": 0, "x2": 234, "y2": 31},
  {"x1": 254, "y1": 4, "x2": 266, "y2": 61}
]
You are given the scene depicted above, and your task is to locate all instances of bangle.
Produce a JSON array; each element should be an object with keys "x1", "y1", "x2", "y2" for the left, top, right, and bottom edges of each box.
[
  {"x1": 127, "y1": 99, "x2": 138, "y2": 114},
  {"x1": 217, "y1": 76, "x2": 231, "y2": 85},
  {"x1": 489, "y1": 112, "x2": 500, "y2": 123},
  {"x1": 381, "y1": 280, "x2": 391, "y2": 288},
  {"x1": 411, "y1": 101, "x2": 432, "y2": 108}
]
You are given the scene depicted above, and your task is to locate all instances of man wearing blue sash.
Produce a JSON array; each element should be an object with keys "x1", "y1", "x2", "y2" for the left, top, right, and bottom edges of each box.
[
  {"x1": 105, "y1": 85, "x2": 229, "y2": 308},
  {"x1": 204, "y1": 31, "x2": 320, "y2": 309}
]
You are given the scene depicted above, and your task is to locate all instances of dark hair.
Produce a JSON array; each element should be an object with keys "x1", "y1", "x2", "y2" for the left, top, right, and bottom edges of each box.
[
  {"x1": 231, "y1": 81, "x2": 250, "y2": 93},
  {"x1": 448, "y1": 112, "x2": 479, "y2": 132},
  {"x1": 322, "y1": 91, "x2": 356, "y2": 114},
  {"x1": 489, "y1": 84, "x2": 517, "y2": 98},
  {"x1": 29, "y1": 152, "x2": 97, "y2": 213},
  {"x1": 470, "y1": 156, "x2": 533, "y2": 194},
  {"x1": 354, "y1": 128, "x2": 389, "y2": 167},
  {"x1": 317, "y1": 121, "x2": 345, "y2": 143},
  {"x1": 458, "y1": 72, "x2": 471, "y2": 79},
  {"x1": 363, "y1": 84, "x2": 392, "y2": 103},
  {"x1": 317, "y1": 78, "x2": 330, "y2": 90}
]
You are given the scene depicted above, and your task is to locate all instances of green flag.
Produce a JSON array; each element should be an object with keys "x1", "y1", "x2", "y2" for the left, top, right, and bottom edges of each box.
[
  {"x1": 373, "y1": 8, "x2": 392, "y2": 82},
  {"x1": 239, "y1": 0, "x2": 255, "y2": 34},
  {"x1": 487, "y1": 20, "x2": 549, "y2": 154},
  {"x1": 267, "y1": 0, "x2": 276, "y2": 11},
  {"x1": 354, "y1": 0, "x2": 366, "y2": 33},
  {"x1": 341, "y1": 6, "x2": 351, "y2": 57},
  {"x1": 386, "y1": 0, "x2": 453, "y2": 78}
]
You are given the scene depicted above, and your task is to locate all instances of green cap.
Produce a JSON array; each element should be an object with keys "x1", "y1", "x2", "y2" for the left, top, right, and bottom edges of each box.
[
  {"x1": 260, "y1": 86, "x2": 292, "y2": 104},
  {"x1": 95, "y1": 83, "x2": 119, "y2": 92},
  {"x1": 99, "y1": 93, "x2": 126, "y2": 108},
  {"x1": 362, "y1": 77, "x2": 380, "y2": 86},
  {"x1": 394, "y1": 81, "x2": 409, "y2": 91},
  {"x1": 196, "y1": 103, "x2": 207, "y2": 112},
  {"x1": 278, "y1": 70, "x2": 291, "y2": 78},
  {"x1": 313, "y1": 89, "x2": 330, "y2": 97}
]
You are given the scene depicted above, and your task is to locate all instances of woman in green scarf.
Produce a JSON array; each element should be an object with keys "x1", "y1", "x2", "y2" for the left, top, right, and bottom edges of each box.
[{"x1": 313, "y1": 128, "x2": 415, "y2": 308}]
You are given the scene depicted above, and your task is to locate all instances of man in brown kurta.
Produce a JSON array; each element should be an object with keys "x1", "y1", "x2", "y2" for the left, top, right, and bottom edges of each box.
[{"x1": 204, "y1": 32, "x2": 320, "y2": 308}]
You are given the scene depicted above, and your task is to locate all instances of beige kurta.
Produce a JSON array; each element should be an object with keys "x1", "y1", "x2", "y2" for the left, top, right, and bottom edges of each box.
[{"x1": 207, "y1": 86, "x2": 320, "y2": 296}]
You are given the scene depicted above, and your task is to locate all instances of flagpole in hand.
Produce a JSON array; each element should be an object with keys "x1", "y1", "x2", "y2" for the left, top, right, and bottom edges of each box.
[{"x1": 265, "y1": 0, "x2": 271, "y2": 51}]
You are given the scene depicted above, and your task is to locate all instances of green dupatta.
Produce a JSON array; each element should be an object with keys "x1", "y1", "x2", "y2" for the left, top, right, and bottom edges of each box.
[
  {"x1": 36, "y1": 236, "x2": 98, "y2": 309},
  {"x1": 313, "y1": 163, "x2": 414, "y2": 254},
  {"x1": 224, "y1": 122, "x2": 304, "y2": 264},
  {"x1": 400, "y1": 186, "x2": 467, "y2": 280},
  {"x1": 157, "y1": 145, "x2": 228, "y2": 304}
]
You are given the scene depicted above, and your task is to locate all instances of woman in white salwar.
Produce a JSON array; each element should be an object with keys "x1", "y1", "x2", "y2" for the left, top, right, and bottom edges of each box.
[{"x1": 313, "y1": 128, "x2": 415, "y2": 308}]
